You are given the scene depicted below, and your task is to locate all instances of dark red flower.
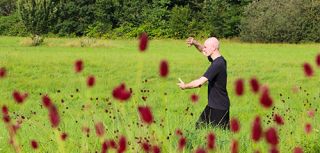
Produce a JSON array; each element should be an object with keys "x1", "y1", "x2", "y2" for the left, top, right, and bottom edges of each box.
[
  {"x1": 307, "y1": 109, "x2": 315, "y2": 118},
  {"x1": 2, "y1": 105, "x2": 10, "y2": 123},
  {"x1": 112, "y1": 83, "x2": 131, "y2": 101},
  {"x1": 273, "y1": 114, "x2": 284, "y2": 125},
  {"x1": 178, "y1": 137, "x2": 186, "y2": 151},
  {"x1": 316, "y1": 54, "x2": 320, "y2": 67},
  {"x1": 141, "y1": 142, "x2": 151, "y2": 152},
  {"x1": 118, "y1": 136, "x2": 127, "y2": 153},
  {"x1": 12, "y1": 90, "x2": 28, "y2": 104},
  {"x1": 139, "y1": 32, "x2": 148, "y2": 52},
  {"x1": 270, "y1": 146, "x2": 279, "y2": 153},
  {"x1": 102, "y1": 139, "x2": 117, "y2": 153},
  {"x1": 2, "y1": 105, "x2": 8, "y2": 115},
  {"x1": 31, "y1": 140, "x2": 38, "y2": 149},
  {"x1": 303, "y1": 63, "x2": 313, "y2": 77},
  {"x1": 293, "y1": 147, "x2": 303, "y2": 153},
  {"x1": 95, "y1": 122, "x2": 105, "y2": 137},
  {"x1": 190, "y1": 94, "x2": 199, "y2": 103},
  {"x1": 250, "y1": 77, "x2": 260, "y2": 93},
  {"x1": 259, "y1": 86, "x2": 273, "y2": 108},
  {"x1": 61, "y1": 132, "x2": 68, "y2": 141},
  {"x1": 87, "y1": 75, "x2": 95, "y2": 87},
  {"x1": 195, "y1": 147, "x2": 207, "y2": 153},
  {"x1": 230, "y1": 118, "x2": 240, "y2": 133},
  {"x1": 251, "y1": 116, "x2": 262, "y2": 142},
  {"x1": 74, "y1": 59, "x2": 84, "y2": 73},
  {"x1": 0, "y1": 67, "x2": 6, "y2": 78},
  {"x1": 42, "y1": 95, "x2": 52, "y2": 108},
  {"x1": 102, "y1": 140, "x2": 109, "y2": 153},
  {"x1": 230, "y1": 139, "x2": 238, "y2": 153},
  {"x1": 49, "y1": 105, "x2": 60, "y2": 128},
  {"x1": 138, "y1": 106, "x2": 153, "y2": 124},
  {"x1": 2, "y1": 114, "x2": 10, "y2": 123},
  {"x1": 109, "y1": 139, "x2": 117, "y2": 149},
  {"x1": 235, "y1": 79, "x2": 244, "y2": 96},
  {"x1": 265, "y1": 127, "x2": 278, "y2": 146},
  {"x1": 175, "y1": 129, "x2": 183, "y2": 137},
  {"x1": 152, "y1": 145, "x2": 160, "y2": 153},
  {"x1": 207, "y1": 132, "x2": 215, "y2": 150},
  {"x1": 159, "y1": 60, "x2": 169, "y2": 77},
  {"x1": 305, "y1": 123, "x2": 312, "y2": 134}
]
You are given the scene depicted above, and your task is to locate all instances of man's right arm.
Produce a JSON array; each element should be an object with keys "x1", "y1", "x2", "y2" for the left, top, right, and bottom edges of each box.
[{"x1": 186, "y1": 37, "x2": 204, "y2": 53}]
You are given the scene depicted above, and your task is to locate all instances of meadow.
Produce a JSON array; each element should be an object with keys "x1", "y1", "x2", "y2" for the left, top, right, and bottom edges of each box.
[{"x1": 0, "y1": 36, "x2": 319, "y2": 153}]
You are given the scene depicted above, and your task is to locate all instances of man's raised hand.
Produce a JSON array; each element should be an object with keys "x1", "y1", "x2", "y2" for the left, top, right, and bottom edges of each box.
[{"x1": 186, "y1": 37, "x2": 195, "y2": 47}]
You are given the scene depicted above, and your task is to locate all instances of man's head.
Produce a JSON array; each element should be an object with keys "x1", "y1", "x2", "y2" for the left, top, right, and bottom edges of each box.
[{"x1": 202, "y1": 37, "x2": 220, "y2": 57}]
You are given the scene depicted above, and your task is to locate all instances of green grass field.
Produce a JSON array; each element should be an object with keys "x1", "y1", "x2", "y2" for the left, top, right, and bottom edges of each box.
[{"x1": 0, "y1": 36, "x2": 319, "y2": 153}]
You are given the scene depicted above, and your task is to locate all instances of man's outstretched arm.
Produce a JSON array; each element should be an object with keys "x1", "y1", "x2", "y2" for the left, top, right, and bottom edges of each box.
[
  {"x1": 177, "y1": 77, "x2": 208, "y2": 90},
  {"x1": 186, "y1": 37, "x2": 204, "y2": 53}
]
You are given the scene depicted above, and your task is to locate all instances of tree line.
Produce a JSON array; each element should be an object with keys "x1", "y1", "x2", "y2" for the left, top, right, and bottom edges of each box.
[{"x1": 0, "y1": 0, "x2": 319, "y2": 44}]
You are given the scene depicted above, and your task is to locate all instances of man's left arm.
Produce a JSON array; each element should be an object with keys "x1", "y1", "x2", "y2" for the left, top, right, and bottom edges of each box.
[{"x1": 177, "y1": 77, "x2": 208, "y2": 90}]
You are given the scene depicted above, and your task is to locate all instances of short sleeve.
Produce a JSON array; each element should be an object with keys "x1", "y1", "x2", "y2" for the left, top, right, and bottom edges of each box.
[{"x1": 203, "y1": 63, "x2": 221, "y2": 81}]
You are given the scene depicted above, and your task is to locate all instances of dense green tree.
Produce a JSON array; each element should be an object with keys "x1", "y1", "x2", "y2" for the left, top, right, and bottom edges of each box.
[
  {"x1": 18, "y1": 0, "x2": 58, "y2": 45},
  {"x1": 241, "y1": 0, "x2": 320, "y2": 43},
  {"x1": 52, "y1": 0, "x2": 96, "y2": 36},
  {"x1": 0, "y1": 0, "x2": 16, "y2": 16}
]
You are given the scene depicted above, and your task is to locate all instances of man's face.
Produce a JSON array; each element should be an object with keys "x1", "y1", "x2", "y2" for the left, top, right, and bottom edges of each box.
[{"x1": 202, "y1": 40, "x2": 216, "y2": 57}]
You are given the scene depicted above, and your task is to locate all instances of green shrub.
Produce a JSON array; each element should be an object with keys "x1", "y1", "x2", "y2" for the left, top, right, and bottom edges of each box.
[{"x1": 240, "y1": 0, "x2": 320, "y2": 43}]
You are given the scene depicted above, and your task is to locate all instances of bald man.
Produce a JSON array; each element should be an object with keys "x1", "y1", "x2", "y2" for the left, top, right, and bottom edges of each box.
[{"x1": 177, "y1": 37, "x2": 230, "y2": 129}]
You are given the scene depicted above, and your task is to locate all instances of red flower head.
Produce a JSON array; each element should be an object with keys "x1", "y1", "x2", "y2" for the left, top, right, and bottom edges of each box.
[
  {"x1": 307, "y1": 109, "x2": 315, "y2": 118},
  {"x1": 112, "y1": 83, "x2": 131, "y2": 101},
  {"x1": 138, "y1": 106, "x2": 154, "y2": 124},
  {"x1": 265, "y1": 127, "x2": 279, "y2": 146},
  {"x1": 141, "y1": 142, "x2": 151, "y2": 152},
  {"x1": 230, "y1": 139, "x2": 239, "y2": 153},
  {"x1": 61, "y1": 132, "x2": 68, "y2": 141},
  {"x1": 74, "y1": 59, "x2": 84, "y2": 73},
  {"x1": 0, "y1": 67, "x2": 6, "y2": 78},
  {"x1": 118, "y1": 136, "x2": 127, "y2": 153},
  {"x1": 12, "y1": 90, "x2": 28, "y2": 104},
  {"x1": 259, "y1": 86, "x2": 273, "y2": 108},
  {"x1": 250, "y1": 77, "x2": 260, "y2": 93},
  {"x1": 31, "y1": 140, "x2": 38, "y2": 149},
  {"x1": 273, "y1": 114, "x2": 284, "y2": 125},
  {"x1": 235, "y1": 79, "x2": 244, "y2": 96},
  {"x1": 303, "y1": 63, "x2": 313, "y2": 77},
  {"x1": 230, "y1": 118, "x2": 240, "y2": 133},
  {"x1": 251, "y1": 116, "x2": 262, "y2": 142},
  {"x1": 178, "y1": 137, "x2": 187, "y2": 151},
  {"x1": 190, "y1": 94, "x2": 199, "y2": 103},
  {"x1": 159, "y1": 60, "x2": 169, "y2": 77},
  {"x1": 2, "y1": 105, "x2": 10, "y2": 123},
  {"x1": 293, "y1": 147, "x2": 303, "y2": 153},
  {"x1": 42, "y1": 95, "x2": 52, "y2": 108},
  {"x1": 207, "y1": 132, "x2": 215, "y2": 150},
  {"x1": 95, "y1": 122, "x2": 105, "y2": 137},
  {"x1": 316, "y1": 54, "x2": 320, "y2": 67},
  {"x1": 305, "y1": 123, "x2": 312, "y2": 134},
  {"x1": 87, "y1": 75, "x2": 96, "y2": 87},
  {"x1": 49, "y1": 105, "x2": 60, "y2": 128},
  {"x1": 139, "y1": 32, "x2": 148, "y2": 52},
  {"x1": 175, "y1": 129, "x2": 183, "y2": 137},
  {"x1": 152, "y1": 145, "x2": 161, "y2": 153}
]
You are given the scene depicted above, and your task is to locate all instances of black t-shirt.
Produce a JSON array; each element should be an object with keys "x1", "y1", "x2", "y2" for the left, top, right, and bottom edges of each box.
[{"x1": 203, "y1": 56, "x2": 230, "y2": 110}]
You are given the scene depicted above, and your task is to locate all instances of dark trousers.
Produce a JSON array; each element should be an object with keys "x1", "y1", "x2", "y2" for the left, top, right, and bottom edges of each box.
[{"x1": 195, "y1": 105, "x2": 230, "y2": 130}]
